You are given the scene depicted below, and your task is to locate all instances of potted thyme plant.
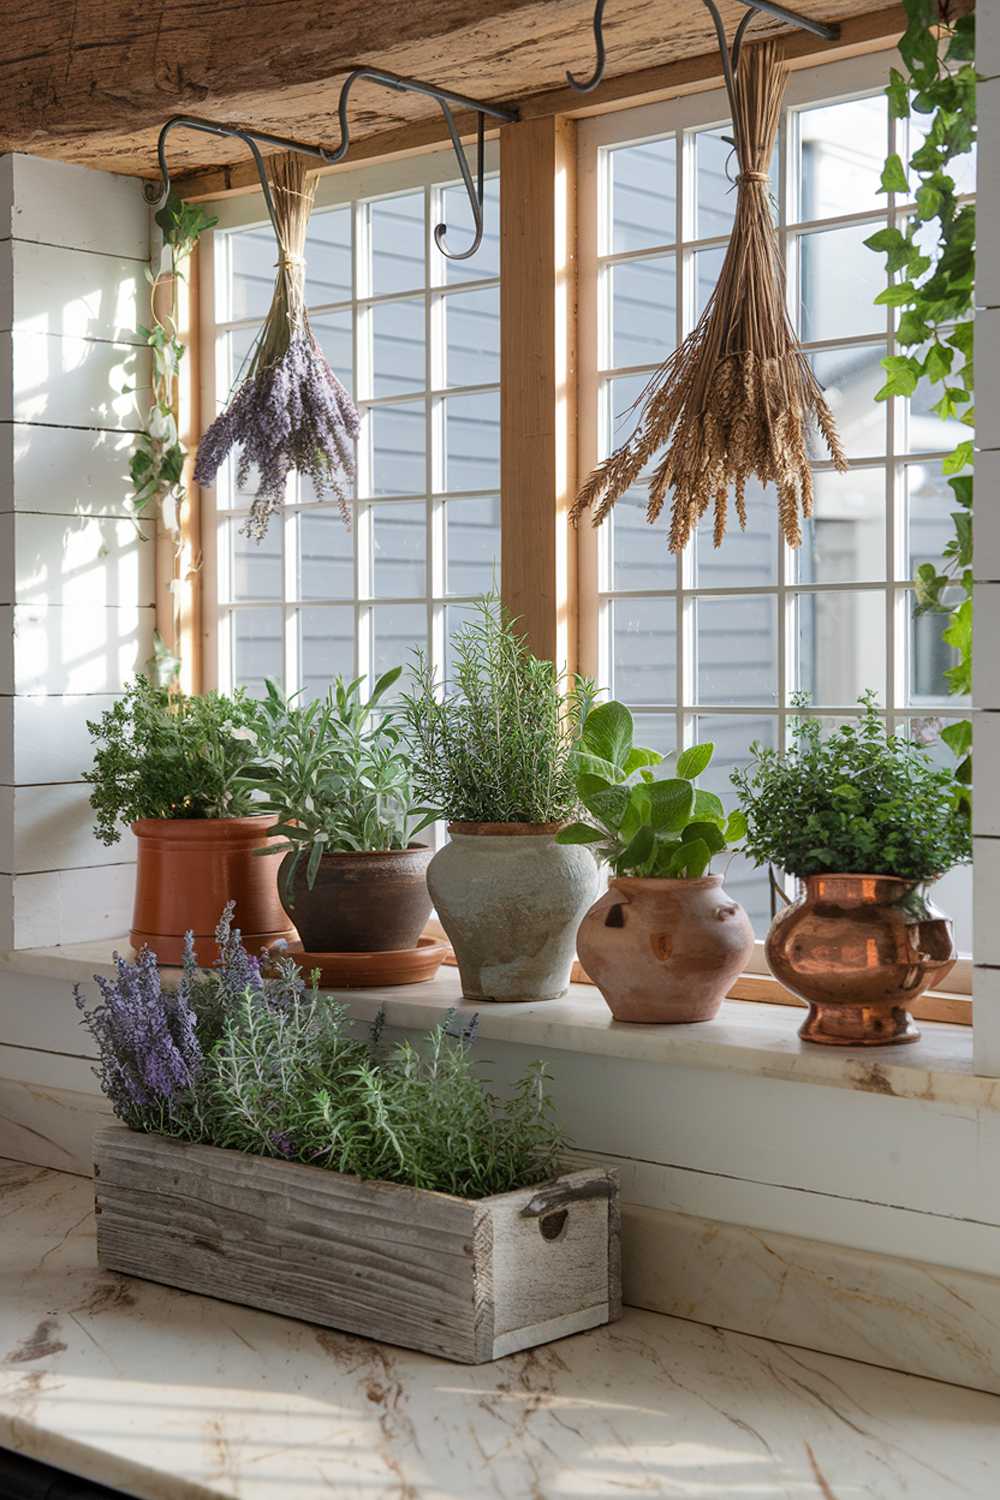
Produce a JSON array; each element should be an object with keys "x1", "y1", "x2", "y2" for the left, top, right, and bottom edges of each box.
[
  {"x1": 732, "y1": 694, "x2": 970, "y2": 1046},
  {"x1": 84, "y1": 677, "x2": 294, "y2": 964},
  {"x1": 559, "y1": 700, "x2": 752, "y2": 1023},
  {"x1": 403, "y1": 599, "x2": 600, "y2": 1003},
  {"x1": 247, "y1": 670, "x2": 441, "y2": 983},
  {"x1": 78, "y1": 907, "x2": 621, "y2": 1363}
]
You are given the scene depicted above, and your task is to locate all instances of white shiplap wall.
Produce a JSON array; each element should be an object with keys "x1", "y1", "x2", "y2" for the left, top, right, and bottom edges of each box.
[{"x1": 0, "y1": 154, "x2": 153, "y2": 948}]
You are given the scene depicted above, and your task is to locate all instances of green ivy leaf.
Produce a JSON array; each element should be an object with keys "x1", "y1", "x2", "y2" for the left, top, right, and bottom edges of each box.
[{"x1": 878, "y1": 153, "x2": 909, "y2": 194}]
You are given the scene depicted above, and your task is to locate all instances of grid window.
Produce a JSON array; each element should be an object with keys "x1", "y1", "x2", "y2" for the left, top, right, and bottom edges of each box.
[
  {"x1": 210, "y1": 167, "x2": 501, "y2": 706},
  {"x1": 581, "y1": 68, "x2": 974, "y2": 953}
]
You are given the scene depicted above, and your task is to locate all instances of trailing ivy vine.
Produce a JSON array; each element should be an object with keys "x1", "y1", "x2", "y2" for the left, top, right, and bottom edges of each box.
[{"x1": 865, "y1": 0, "x2": 975, "y2": 796}]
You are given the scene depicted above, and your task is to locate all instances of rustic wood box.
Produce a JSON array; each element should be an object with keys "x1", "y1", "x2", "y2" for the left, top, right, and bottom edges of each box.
[{"x1": 93, "y1": 1126, "x2": 621, "y2": 1363}]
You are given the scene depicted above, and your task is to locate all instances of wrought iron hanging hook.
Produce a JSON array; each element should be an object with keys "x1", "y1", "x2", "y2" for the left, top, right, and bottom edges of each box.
[
  {"x1": 144, "y1": 70, "x2": 518, "y2": 260},
  {"x1": 566, "y1": 0, "x2": 839, "y2": 107}
]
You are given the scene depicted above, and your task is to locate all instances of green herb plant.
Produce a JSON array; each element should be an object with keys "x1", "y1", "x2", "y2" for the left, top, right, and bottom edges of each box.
[
  {"x1": 732, "y1": 692, "x2": 972, "y2": 880},
  {"x1": 84, "y1": 677, "x2": 263, "y2": 845},
  {"x1": 247, "y1": 670, "x2": 433, "y2": 899},
  {"x1": 556, "y1": 700, "x2": 746, "y2": 878},
  {"x1": 403, "y1": 597, "x2": 592, "y2": 825},
  {"x1": 865, "y1": 0, "x2": 975, "y2": 792}
]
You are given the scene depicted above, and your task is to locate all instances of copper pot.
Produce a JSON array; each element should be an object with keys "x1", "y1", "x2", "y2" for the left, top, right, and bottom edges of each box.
[{"x1": 766, "y1": 874, "x2": 956, "y2": 1047}]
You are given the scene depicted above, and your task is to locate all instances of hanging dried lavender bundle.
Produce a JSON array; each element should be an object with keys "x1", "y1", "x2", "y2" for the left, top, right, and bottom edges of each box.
[
  {"x1": 572, "y1": 41, "x2": 847, "y2": 552},
  {"x1": 195, "y1": 154, "x2": 360, "y2": 542}
]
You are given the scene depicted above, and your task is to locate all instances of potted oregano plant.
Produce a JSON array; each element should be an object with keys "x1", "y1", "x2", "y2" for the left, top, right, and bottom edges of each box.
[
  {"x1": 559, "y1": 700, "x2": 752, "y2": 1023},
  {"x1": 247, "y1": 670, "x2": 441, "y2": 983},
  {"x1": 84, "y1": 677, "x2": 294, "y2": 964},
  {"x1": 78, "y1": 907, "x2": 621, "y2": 1364},
  {"x1": 403, "y1": 599, "x2": 600, "y2": 1003},
  {"x1": 733, "y1": 694, "x2": 970, "y2": 1046}
]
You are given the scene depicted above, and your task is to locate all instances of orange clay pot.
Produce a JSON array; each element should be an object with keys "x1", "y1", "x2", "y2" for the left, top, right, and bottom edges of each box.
[{"x1": 130, "y1": 816, "x2": 297, "y2": 966}]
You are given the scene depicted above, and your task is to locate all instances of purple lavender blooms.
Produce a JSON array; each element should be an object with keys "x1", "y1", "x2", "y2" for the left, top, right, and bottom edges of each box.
[
  {"x1": 75, "y1": 944, "x2": 202, "y2": 1129},
  {"x1": 194, "y1": 332, "x2": 360, "y2": 543}
]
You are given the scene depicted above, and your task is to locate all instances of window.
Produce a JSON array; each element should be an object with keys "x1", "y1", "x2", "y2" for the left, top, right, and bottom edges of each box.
[
  {"x1": 202, "y1": 148, "x2": 501, "y2": 705},
  {"x1": 578, "y1": 54, "x2": 974, "y2": 963}
]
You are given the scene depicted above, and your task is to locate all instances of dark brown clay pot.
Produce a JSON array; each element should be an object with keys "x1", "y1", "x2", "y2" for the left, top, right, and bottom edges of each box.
[
  {"x1": 131, "y1": 816, "x2": 296, "y2": 966},
  {"x1": 281, "y1": 845, "x2": 433, "y2": 953},
  {"x1": 576, "y1": 875, "x2": 754, "y2": 1024},
  {"x1": 766, "y1": 873, "x2": 956, "y2": 1046}
]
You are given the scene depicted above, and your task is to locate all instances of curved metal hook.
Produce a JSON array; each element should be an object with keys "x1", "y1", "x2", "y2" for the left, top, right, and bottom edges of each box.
[
  {"x1": 434, "y1": 108, "x2": 486, "y2": 259},
  {"x1": 144, "y1": 116, "x2": 282, "y2": 228},
  {"x1": 566, "y1": 0, "x2": 607, "y2": 92}
]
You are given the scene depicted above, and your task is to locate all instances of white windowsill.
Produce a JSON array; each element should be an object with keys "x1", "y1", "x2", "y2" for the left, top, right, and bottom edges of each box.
[{"x1": 0, "y1": 938, "x2": 988, "y2": 1112}]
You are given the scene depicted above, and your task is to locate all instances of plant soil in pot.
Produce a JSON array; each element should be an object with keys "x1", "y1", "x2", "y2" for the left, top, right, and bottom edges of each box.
[
  {"x1": 429, "y1": 823, "x2": 599, "y2": 1002},
  {"x1": 558, "y1": 702, "x2": 751, "y2": 1023},
  {"x1": 577, "y1": 874, "x2": 754, "y2": 1023},
  {"x1": 283, "y1": 844, "x2": 433, "y2": 953},
  {"x1": 733, "y1": 694, "x2": 971, "y2": 1046}
]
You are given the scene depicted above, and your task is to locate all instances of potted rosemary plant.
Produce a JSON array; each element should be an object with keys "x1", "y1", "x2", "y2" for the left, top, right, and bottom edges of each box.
[
  {"x1": 248, "y1": 670, "x2": 441, "y2": 982},
  {"x1": 733, "y1": 695, "x2": 970, "y2": 1046},
  {"x1": 559, "y1": 701, "x2": 752, "y2": 1023},
  {"x1": 84, "y1": 677, "x2": 294, "y2": 964},
  {"x1": 403, "y1": 600, "x2": 600, "y2": 1003},
  {"x1": 79, "y1": 908, "x2": 621, "y2": 1363}
]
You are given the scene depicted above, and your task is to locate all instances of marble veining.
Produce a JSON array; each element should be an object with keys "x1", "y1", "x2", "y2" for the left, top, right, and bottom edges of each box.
[{"x1": 3, "y1": 1158, "x2": 1000, "y2": 1499}]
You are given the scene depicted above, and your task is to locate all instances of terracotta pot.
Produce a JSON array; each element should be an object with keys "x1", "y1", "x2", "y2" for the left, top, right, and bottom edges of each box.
[
  {"x1": 427, "y1": 823, "x2": 600, "y2": 1002},
  {"x1": 281, "y1": 845, "x2": 433, "y2": 953},
  {"x1": 576, "y1": 875, "x2": 754, "y2": 1024},
  {"x1": 131, "y1": 816, "x2": 296, "y2": 966},
  {"x1": 766, "y1": 873, "x2": 956, "y2": 1046}
]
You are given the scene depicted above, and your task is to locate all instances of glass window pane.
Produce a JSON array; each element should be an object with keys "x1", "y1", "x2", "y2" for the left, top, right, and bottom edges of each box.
[
  {"x1": 446, "y1": 496, "x2": 500, "y2": 595},
  {"x1": 610, "y1": 255, "x2": 676, "y2": 369},
  {"x1": 694, "y1": 713, "x2": 778, "y2": 936},
  {"x1": 904, "y1": 357, "x2": 970, "y2": 455},
  {"x1": 612, "y1": 597, "x2": 676, "y2": 706},
  {"x1": 299, "y1": 510, "x2": 353, "y2": 599},
  {"x1": 371, "y1": 603, "x2": 426, "y2": 688},
  {"x1": 305, "y1": 206, "x2": 352, "y2": 307},
  {"x1": 630, "y1": 713, "x2": 676, "y2": 760},
  {"x1": 612, "y1": 490, "x2": 674, "y2": 593},
  {"x1": 311, "y1": 310, "x2": 353, "y2": 390},
  {"x1": 603, "y1": 374, "x2": 650, "y2": 458},
  {"x1": 906, "y1": 461, "x2": 957, "y2": 578},
  {"x1": 903, "y1": 716, "x2": 972, "y2": 953},
  {"x1": 229, "y1": 228, "x2": 275, "y2": 321},
  {"x1": 693, "y1": 478, "x2": 778, "y2": 589},
  {"x1": 371, "y1": 192, "x2": 424, "y2": 296},
  {"x1": 444, "y1": 286, "x2": 499, "y2": 386},
  {"x1": 809, "y1": 345, "x2": 888, "y2": 460},
  {"x1": 299, "y1": 605, "x2": 354, "y2": 700},
  {"x1": 232, "y1": 523, "x2": 282, "y2": 601},
  {"x1": 372, "y1": 298, "x2": 425, "y2": 398},
  {"x1": 695, "y1": 596, "x2": 778, "y2": 706},
  {"x1": 905, "y1": 116, "x2": 976, "y2": 198},
  {"x1": 794, "y1": 590, "x2": 885, "y2": 705},
  {"x1": 695, "y1": 127, "x2": 739, "y2": 239},
  {"x1": 444, "y1": 177, "x2": 500, "y2": 284},
  {"x1": 796, "y1": 469, "x2": 885, "y2": 585},
  {"x1": 369, "y1": 501, "x2": 426, "y2": 598},
  {"x1": 694, "y1": 245, "x2": 726, "y2": 321},
  {"x1": 797, "y1": 223, "x2": 886, "y2": 342},
  {"x1": 445, "y1": 601, "x2": 483, "y2": 682},
  {"x1": 797, "y1": 94, "x2": 887, "y2": 220},
  {"x1": 445, "y1": 390, "x2": 499, "y2": 491},
  {"x1": 905, "y1": 585, "x2": 969, "y2": 706},
  {"x1": 609, "y1": 138, "x2": 676, "y2": 253},
  {"x1": 233, "y1": 607, "x2": 283, "y2": 696},
  {"x1": 368, "y1": 401, "x2": 426, "y2": 496}
]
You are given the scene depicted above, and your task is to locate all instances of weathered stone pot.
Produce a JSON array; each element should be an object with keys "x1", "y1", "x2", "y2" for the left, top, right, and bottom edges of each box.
[
  {"x1": 576, "y1": 875, "x2": 754, "y2": 1024},
  {"x1": 767, "y1": 873, "x2": 956, "y2": 1046},
  {"x1": 428, "y1": 823, "x2": 600, "y2": 1002},
  {"x1": 280, "y1": 845, "x2": 433, "y2": 953}
]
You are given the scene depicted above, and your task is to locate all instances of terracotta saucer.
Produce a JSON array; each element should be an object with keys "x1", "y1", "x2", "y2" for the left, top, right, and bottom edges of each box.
[{"x1": 288, "y1": 936, "x2": 450, "y2": 989}]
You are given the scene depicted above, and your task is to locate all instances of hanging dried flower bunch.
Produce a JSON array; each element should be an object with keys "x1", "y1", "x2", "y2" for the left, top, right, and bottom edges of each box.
[
  {"x1": 572, "y1": 40, "x2": 847, "y2": 551},
  {"x1": 195, "y1": 153, "x2": 360, "y2": 542}
]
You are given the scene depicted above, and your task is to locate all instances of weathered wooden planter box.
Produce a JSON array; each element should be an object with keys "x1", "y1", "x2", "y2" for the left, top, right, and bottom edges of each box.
[{"x1": 93, "y1": 1126, "x2": 621, "y2": 1363}]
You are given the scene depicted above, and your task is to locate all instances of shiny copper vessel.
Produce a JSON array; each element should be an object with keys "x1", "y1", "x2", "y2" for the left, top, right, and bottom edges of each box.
[{"x1": 766, "y1": 874, "x2": 956, "y2": 1046}]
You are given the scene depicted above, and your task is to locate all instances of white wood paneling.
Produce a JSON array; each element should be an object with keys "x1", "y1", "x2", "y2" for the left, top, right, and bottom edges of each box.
[
  {"x1": 0, "y1": 782, "x2": 134, "y2": 874},
  {"x1": 1, "y1": 240, "x2": 145, "y2": 345},
  {"x1": 975, "y1": 446, "x2": 1000, "y2": 581},
  {"x1": 973, "y1": 712, "x2": 1000, "y2": 836},
  {"x1": 974, "y1": 583, "x2": 1000, "y2": 707},
  {"x1": 0, "y1": 330, "x2": 149, "y2": 430},
  {"x1": 2, "y1": 424, "x2": 135, "y2": 517},
  {"x1": 11, "y1": 864, "x2": 134, "y2": 949},
  {"x1": 11, "y1": 604, "x2": 154, "y2": 694},
  {"x1": 8, "y1": 154, "x2": 148, "y2": 261},
  {"x1": 982, "y1": 2, "x2": 1000, "y2": 82},
  {"x1": 0, "y1": 693, "x2": 117, "y2": 785},
  {"x1": 975, "y1": 965, "x2": 1000, "y2": 1075},
  {"x1": 974, "y1": 837, "x2": 1000, "y2": 967},
  {"x1": 12, "y1": 513, "x2": 154, "y2": 608}
]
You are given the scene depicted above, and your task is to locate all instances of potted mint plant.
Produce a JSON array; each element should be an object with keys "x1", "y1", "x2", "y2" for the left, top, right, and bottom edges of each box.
[{"x1": 559, "y1": 701, "x2": 752, "y2": 1023}]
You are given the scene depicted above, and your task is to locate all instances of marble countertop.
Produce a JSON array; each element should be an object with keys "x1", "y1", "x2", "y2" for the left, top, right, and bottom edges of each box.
[{"x1": 4, "y1": 1157, "x2": 1000, "y2": 1500}]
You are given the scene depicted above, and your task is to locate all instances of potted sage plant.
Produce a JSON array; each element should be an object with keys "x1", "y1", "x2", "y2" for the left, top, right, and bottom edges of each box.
[{"x1": 559, "y1": 700, "x2": 752, "y2": 1023}]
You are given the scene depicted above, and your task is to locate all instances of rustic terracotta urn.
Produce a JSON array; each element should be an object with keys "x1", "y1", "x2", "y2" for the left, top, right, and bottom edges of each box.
[
  {"x1": 131, "y1": 816, "x2": 296, "y2": 966},
  {"x1": 281, "y1": 844, "x2": 433, "y2": 954},
  {"x1": 766, "y1": 873, "x2": 956, "y2": 1046},
  {"x1": 428, "y1": 823, "x2": 600, "y2": 1002},
  {"x1": 576, "y1": 875, "x2": 754, "y2": 1024}
]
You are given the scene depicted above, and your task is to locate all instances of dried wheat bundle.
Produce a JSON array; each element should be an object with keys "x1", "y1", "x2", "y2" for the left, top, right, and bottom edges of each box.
[
  {"x1": 195, "y1": 154, "x2": 360, "y2": 542},
  {"x1": 572, "y1": 40, "x2": 847, "y2": 551}
]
